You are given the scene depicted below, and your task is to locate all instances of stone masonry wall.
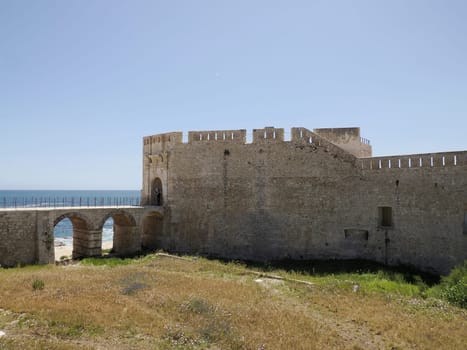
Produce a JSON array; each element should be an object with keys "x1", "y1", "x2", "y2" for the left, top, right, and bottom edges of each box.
[
  {"x1": 0, "y1": 207, "x2": 159, "y2": 267},
  {"x1": 142, "y1": 127, "x2": 467, "y2": 274},
  {"x1": 0, "y1": 211, "x2": 40, "y2": 267}
]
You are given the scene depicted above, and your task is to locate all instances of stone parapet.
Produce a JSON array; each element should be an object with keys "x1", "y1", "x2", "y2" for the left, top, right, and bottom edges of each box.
[
  {"x1": 188, "y1": 129, "x2": 246, "y2": 143},
  {"x1": 358, "y1": 151, "x2": 467, "y2": 170}
]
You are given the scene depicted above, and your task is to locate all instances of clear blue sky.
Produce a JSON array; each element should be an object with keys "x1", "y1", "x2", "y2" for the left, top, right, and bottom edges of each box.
[{"x1": 1, "y1": 0, "x2": 466, "y2": 190}]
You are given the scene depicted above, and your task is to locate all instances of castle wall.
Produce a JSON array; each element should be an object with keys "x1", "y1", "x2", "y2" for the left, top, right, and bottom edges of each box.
[
  {"x1": 143, "y1": 127, "x2": 467, "y2": 274},
  {"x1": 359, "y1": 152, "x2": 467, "y2": 274}
]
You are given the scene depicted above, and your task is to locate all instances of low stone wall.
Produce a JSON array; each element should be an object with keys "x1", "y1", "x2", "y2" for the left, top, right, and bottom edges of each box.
[{"x1": 0, "y1": 207, "x2": 163, "y2": 267}]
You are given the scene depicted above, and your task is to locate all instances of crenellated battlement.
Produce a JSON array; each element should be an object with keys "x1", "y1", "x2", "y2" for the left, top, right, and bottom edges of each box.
[
  {"x1": 142, "y1": 126, "x2": 467, "y2": 172},
  {"x1": 359, "y1": 151, "x2": 467, "y2": 170},
  {"x1": 252, "y1": 127, "x2": 285, "y2": 143},
  {"x1": 144, "y1": 126, "x2": 371, "y2": 154},
  {"x1": 143, "y1": 132, "x2": 183, "y2": 156},
  {"x1": 291, "y1": 127, "x2": 314, "y2": 143},
  {"x1": 188, "y1": 129, "x2": 247, "y2": 143},
  {"x1": 143, "y1": 132, "x2": 183, "y2": 146}
]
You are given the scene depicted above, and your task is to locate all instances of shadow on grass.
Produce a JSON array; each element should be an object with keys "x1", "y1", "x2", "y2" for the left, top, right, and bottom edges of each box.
[
  {"x1": 240, "y1": 258, "x2": 441, "y2": 286},
  {"x1": 66, "y1": 248, "x2": 441, "y2": 286}
]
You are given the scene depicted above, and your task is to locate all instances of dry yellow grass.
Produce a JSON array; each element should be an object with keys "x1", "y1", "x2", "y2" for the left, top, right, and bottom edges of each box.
[{"x1": 0, "y1": 255, "x2": 465, "y2": 350}]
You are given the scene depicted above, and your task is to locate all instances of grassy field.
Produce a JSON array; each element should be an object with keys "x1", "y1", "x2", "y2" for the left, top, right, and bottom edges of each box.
[{"x1": 0, "y1": 254, "x2": 466, "y2": 350}]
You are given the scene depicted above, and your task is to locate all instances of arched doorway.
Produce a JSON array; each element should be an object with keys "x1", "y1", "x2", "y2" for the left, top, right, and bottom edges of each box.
[
  {"x1": 141, "y1": 210, "x2": 164, "y2": 250},
  {"x1": 100, "y1": 211, "x2": 139, "y2": 257},
  {"x1": 151, "y1": 178, "x2": 163, "y2": 206}
]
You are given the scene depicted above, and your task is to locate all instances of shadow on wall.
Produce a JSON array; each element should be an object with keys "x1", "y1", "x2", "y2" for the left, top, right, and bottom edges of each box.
[{"x1": 142, "y1": 211, "x2": 164, "y2": 250}]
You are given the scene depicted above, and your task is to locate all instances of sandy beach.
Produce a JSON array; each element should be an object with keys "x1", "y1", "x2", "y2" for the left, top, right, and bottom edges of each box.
[{"x1": 54, "y1": 241, "x2": 113, "y2": 261}]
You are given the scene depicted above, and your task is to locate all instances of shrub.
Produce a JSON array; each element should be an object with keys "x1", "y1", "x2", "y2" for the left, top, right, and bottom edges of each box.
[
  {"x1": 182, "y1": 297, "x2": 213, "y2": 315},
  {"x1": 437, "y1": 261, "x2": 467, "y2": 308},
  {"x1": 32, "y1": 279, "x2": 45, "y2": 290}
]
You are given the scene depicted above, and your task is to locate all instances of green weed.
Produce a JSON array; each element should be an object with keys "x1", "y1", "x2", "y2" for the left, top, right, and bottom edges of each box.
[
  {"x1": 80, "y1": 257, "x2": 133, "y2": 267},
  {"x1": 430, "y1": 261, "x2": 467, "y2": 308},
  {"x1": 32, "y1": 279, "x2": 45, "y2": 291}
]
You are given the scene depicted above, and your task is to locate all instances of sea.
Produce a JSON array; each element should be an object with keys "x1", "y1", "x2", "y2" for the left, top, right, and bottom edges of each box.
[{"x1": 0, "y1": 190, "x2": 140, "y2": 247}]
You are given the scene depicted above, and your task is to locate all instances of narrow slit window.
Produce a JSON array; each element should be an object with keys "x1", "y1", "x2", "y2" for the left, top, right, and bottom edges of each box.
[
  {"x1": 378, "y1": 207, "x2": 393, "y2": 227},
  {"x1": 464, "y1": 210, "x2": 467, "y2": 234}
]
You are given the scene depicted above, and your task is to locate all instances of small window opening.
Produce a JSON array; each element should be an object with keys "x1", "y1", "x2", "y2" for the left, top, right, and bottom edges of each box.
[
  {"x1": 463, "y1": 210, "x2": 467, "y2": 234},
  {"x1": 344, "y1": 229, "x2": 369, "y2": 240},
  {"x1": 378, "y1": 207, "x2": 393, "y2": 227}
]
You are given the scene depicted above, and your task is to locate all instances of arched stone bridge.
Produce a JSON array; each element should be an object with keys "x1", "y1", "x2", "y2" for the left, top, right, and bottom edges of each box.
[{"x1": 0, "y1": 206, "x2": 164, "y2": 267}]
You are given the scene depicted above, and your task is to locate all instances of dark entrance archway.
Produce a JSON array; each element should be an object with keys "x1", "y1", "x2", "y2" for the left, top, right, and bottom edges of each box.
[
  {"x1": 141, "y1": 210, "x2": 164, "y2": 250},
  {"x1": 151, "y1": 178, "x2": 163, "y2": 206}
]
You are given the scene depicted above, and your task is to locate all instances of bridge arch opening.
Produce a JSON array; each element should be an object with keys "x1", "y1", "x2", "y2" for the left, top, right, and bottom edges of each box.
[
  {"x1": 54, "y1": 218, "x2": 73, "y2": 261},
  {"x1": 101, "y1": 217, "x2": 114, "y2": 255},
  {"x1": 99, "y1": 211, "x2": 139, "y2": 257},
  {"x1": 53, "y1": 213, "x2": 92, "y2": 261},
  {"x1": 151, "y1": 178, "x2": 163, "y2": 206},
  {"x1": 141, "y1": 210, "x2": 164, "y2": 250}
]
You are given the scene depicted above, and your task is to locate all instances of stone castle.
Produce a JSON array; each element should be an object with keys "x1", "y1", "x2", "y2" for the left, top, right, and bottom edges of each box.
[
  {"x1": 140, "y1": 126, "x2": 467, "y2": 275},
  {"x1": 0, "y1": 126, "x2": 466, "y2": 275}
]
